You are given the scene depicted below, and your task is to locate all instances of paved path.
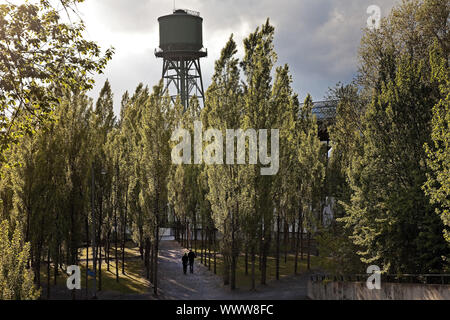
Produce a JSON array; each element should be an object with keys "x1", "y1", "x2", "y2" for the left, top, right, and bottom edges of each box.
[{"x1": 156, "y1": 240, "x2": 309, "y2": 300}]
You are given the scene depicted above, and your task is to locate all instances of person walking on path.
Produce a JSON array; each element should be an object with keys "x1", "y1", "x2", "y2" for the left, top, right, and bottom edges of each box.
[
  {"x1": 182, "y1": 253, "x2": 189, "y2": 275},
  {"x1": 188, "y1": 249, "x2": 197, "y2": 274}
]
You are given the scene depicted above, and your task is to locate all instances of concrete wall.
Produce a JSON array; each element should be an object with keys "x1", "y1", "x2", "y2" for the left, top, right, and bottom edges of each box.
[{"x1": 307, "y1": 280, "x2": 450, "y2": 300}]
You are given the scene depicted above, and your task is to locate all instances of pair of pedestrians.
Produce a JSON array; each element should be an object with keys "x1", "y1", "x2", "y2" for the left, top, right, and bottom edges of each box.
[{"x1": 182, "y1": 250, "x2": 197, "y2": 275}]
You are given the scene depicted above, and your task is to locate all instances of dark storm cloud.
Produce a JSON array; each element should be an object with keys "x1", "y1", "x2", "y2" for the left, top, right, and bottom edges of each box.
[{"x1": 81, "y1": 0, "x2": 398, "y2": 113}]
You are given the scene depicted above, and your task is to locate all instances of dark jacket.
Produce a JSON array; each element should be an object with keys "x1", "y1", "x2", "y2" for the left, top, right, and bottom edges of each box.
[
  {"x1": 182, "y1": 255, "x2": 189, "y2": 266},
  {"x1": 188, "y1": 251, "x2": 196, "y2": 263}
]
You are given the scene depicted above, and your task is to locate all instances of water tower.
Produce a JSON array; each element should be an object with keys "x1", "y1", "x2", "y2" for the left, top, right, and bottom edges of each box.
[{"x1": 155, "y1": 9, "x2": 207, "y2": 110}]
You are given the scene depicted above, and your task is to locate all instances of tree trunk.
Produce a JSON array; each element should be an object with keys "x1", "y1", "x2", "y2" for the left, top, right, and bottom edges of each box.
[
  {"x1": 54, "y1": 245, "x2": 59, "y2": 286},
  {"x1": 231, "y1": 211, "x2": 236, "y2": 290},
  {"x1": 291, "y1": 221, "x2": 296, "y2": 252},
  {"x1": 208, "y1": 229, "x2": 212, "y2": 271},
  {"x1": 85, "y1": 217, "x2": 89, "y2": 294},
  {"x1": 121, "y1": 227, "x2": 126, "y2": 275},
  {"x1": 276, "y1": 210, "x2": 280, "y2": 281},
  {"x1": 106, "y1": 232, "x2": 110, "y2": 272},
  {"x1": 186, "y1": 221, "x2": 190, "y2": 249},
  {"x1": 284, "y1": 216, "x2": 288, "y2": 264},
  {"x1": 139, "y1": 243, "x2": 143, "y2": 260},
  {"x1": 98, "y1": 243, "x2": 102, "y2": 291},
  {"x1": 251, "y1": 245, "x2": 256, "y2": 290},
  {"x1": 97, "y1": 191, "x2": 103, "y2": 292},
  {"x1": 223, "y1": 255, "x2": 230, "y2": 286},
  {"x1": 92, "y1": 230, "x2": 97, "y2": 298},
  {"x1": 204, "y1": 229, "x2": 208, "y2": 266},
  {"x1": 200, "y1": 226, "x2": 204, "y2": 264},
  {"x1": 34, "y1": 241, "x2": 43, "y2": 288},
  {"x1": 115, "y1": 215, "x2": 119, "y2": 282},
  {"x1": 245, "y1": 244, "x2": 249, "y2": 276},
  {"x1": 193, "y1": 211, "x2": 197, "y2": 252},
  {"x1": 295, "y1": 210, "x2": 301, "y2": 274},
  {"x1": 213, "y1": 230, "x2": 217, "y2": 275},
  {"x1": 181, "y1": 219, "x2": 185, "y2": 247},
  {"x1": 259, "y1": 224, "x2": 263, "y2": 271},
  {"x1": 261, "y1": 242, "x2": 267, "y2": 285},
  {"x1": 300, "y1": 213, "x2": 304, "y2": 260},
  {"x1": 153, "y1": 227, "x2": 159, "y2": 296},
  {"x1": 47, "y1": 249, "x2": 51, "y2": 299},
  {"x1": 231, "y1": 254, "x2": 236, "y2": 290},
  {"x1": 145, "y1": 238, "x2": 150, "y2": 279},
  {"x1": 261, "y1": 223, "x2": 269, "y2": 285},
  {"x1": 307, "y1": 231, "x2": 311, "y2": 270},
  {"x1": 144, "y1": 238, "x2": 150, "y2": 279},
  {"x1": 122, "y1": 185, "x2": 128, "y2": 275},
  {"x1": 149, "y1": 242, "x2": 154, "y2": 283}
]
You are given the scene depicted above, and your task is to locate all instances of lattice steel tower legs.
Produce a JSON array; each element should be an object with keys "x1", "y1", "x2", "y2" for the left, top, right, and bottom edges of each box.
[{"x1": 158, "y1": 53, "x2": 206, "y2": 110}]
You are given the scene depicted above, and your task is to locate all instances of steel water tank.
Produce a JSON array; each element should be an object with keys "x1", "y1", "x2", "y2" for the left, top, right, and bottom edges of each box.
[{"x1": 158, "y1": 9, "x2": 203, "y2": 52}]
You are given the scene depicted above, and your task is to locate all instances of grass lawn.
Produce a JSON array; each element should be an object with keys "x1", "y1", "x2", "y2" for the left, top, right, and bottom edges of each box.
[
  {"x1": 188, "y1": 240, "x2": 318, "y2": 289},
  {"x1": 39, "y1": 239, "x2": 319, "y2": 297},
  {"x1": 40, "y1": 243, "x2": 150, "y2": 296}
]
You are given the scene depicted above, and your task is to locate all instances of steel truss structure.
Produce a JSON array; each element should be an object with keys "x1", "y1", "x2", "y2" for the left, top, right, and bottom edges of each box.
[{"x1": 156, "y1": 50, "x2": 207, "y2": 110}]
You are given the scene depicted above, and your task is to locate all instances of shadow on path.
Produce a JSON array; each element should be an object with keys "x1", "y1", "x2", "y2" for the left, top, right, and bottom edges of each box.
[{"x1": 156, "y1": 241, "x2": 309, "y2": 300}]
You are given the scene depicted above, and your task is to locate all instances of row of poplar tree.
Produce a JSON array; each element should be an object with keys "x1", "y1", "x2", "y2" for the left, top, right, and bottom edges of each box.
[
  {"x1": 0, "y1": 0, "x2": 449, "y2": 300},
  {"x1": 319, "y1": 0, "x2": 449, "y2": 275}
]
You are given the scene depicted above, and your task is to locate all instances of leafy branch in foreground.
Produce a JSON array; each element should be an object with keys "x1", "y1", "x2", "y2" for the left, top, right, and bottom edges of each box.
[
  {"x1": 0, "y1": 0, "x2": 113, "y2": 166},
  {"x1": 0, "y1": 220, "x2": 40, "y2": 300}
]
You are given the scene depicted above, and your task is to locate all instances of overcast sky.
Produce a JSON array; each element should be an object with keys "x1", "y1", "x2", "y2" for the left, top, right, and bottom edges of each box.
[{"x1": 75, "y1": 0, "x2": 398, "y2": 116}]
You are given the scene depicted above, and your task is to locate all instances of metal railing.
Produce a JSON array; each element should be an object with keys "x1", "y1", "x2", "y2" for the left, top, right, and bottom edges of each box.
[
  {"x1": 299, "y1": 100, "x2": 337, "y2": 120},
  {"x1": 310, "y1": 273, "x2": 450, "y2": 285},
  {"x1": 174, "y1": 8, "x2": 200, "y2": 16}
]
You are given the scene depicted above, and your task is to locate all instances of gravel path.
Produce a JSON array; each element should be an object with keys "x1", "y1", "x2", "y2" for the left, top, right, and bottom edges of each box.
[{"x1": 156, "y1": 240, "x2": 309, "y2": 300}]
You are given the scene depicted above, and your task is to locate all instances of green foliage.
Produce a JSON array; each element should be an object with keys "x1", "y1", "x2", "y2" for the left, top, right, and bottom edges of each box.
[
  {"x1": 316, "y1": 84, "x2": 366, "y2": 275},
  {"x1": 200, "y1": 23, "x2": 325, "y2": 286},
  {"x1": 121, "y1": 84, "x2": 149, "y2": 248},
  {"x1": 297, "y1": 95, "x2": 325, "y2": 232},
  {"x1": 315, "y1": 225, "x2": 364, "y2": 275},
  {"x1": 1, "y1": 0, "x2": 448, "y2": 299},
  {"x1": 323, "y1": 0, "x2": 450, "y2": 274},
  {"x1": 0, "y1": 0, "x2": 113, "y2": 166},
  {"x1": 342, "y1": 38, "x2": 448, "y2": 274},
  {"x1": 202, "y1": 35, "x2": 244, "y2": 286},
  {"x1": 0, "y1": 220, "x2": 40, "y2": 300},
  {"x1": 424, "y1": 43, "x2": 450, "y2": 244},
  {"x1": 140, "y1": 81, "x2": 171, "y2": 238}
]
